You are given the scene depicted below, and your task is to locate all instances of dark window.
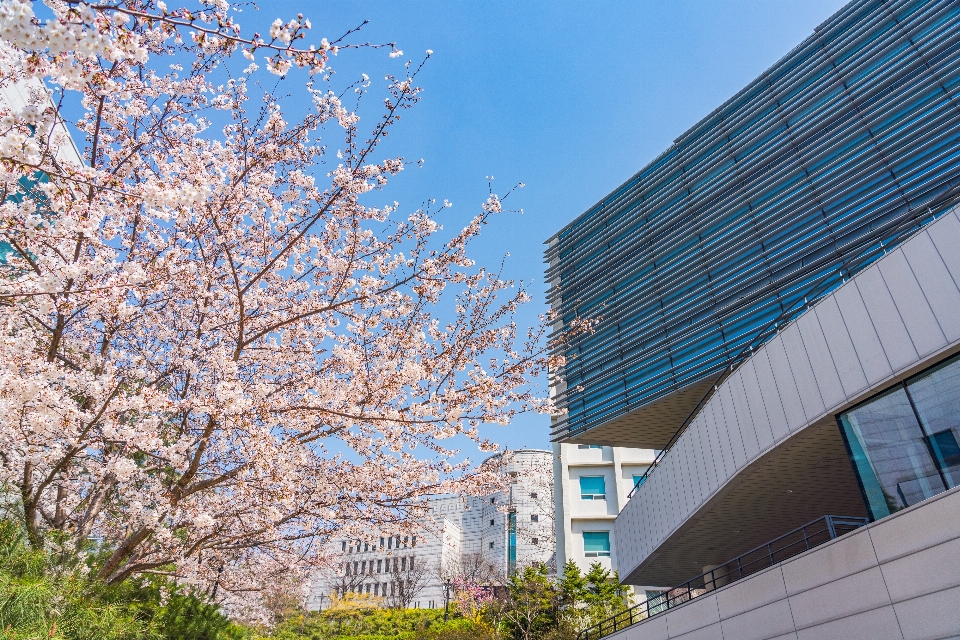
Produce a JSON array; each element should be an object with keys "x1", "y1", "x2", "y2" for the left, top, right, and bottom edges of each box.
[
  {"x1": 530, "y1": 514, "x2": 539, "y2": 522},
  {"x1": 928, "y1": 429, "x2": 960, "y2": 467},
  {"x1": 530, "y1": 492, "x2": 538, "y2": 499},
  {"x1": 341, "y1": 541, "x2": 346, "y2": 552},
  {"x1": 490, "y1": 519, "x2": 494, "y2": 526},
  {"x1": 377, "y1": 559, "x2": 382, "y2": 573},
  {"x1": 532, "y1": 538, "x2": 539, "y2": 545},
  {"x1": 489, "y1": 541, "x2": 494, "y2": 549},
  {"x1": 490, "y1": 497, "x2": 496, "y2": 504}
]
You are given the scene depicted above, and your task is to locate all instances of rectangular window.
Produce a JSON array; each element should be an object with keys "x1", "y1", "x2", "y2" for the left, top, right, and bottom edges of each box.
[
  {"x1": 579, "y1": 475, "x2": 606, "y2": 499},
  {"x1": 646, "y1": 591, "x2": 667, "y2": 615},
  {"x1": 364, "y1": 543, "x2": 369, "y2": 552},
  {"x1": 583, "y1": 531, "x2": 611, "y2": 557},
  {"x1": 361, "y1": 561, "x2": 366, "y2": 573},
  {"x1": 489, "y1": 541, "x2": 494, "y2": 549},
  {"x1": 341, "y1": 541, "x2": 347, "y2": 552},
  {"x1": 839, "y1": 353, "x2": 960, "y2": 520},
  {"x1": 490, "y1": 519, "x2": 495, "y2": 526},
  {"x1": 401, "y1": 557, "x2": 406, "y2": 571},
  {"x1": 412, "y1": 535, "x2": 417, "y2": 547},
  {"x1": 633, "y1": 475, "x2": 646, "y2": 489},
  {"x1": 577, "y1": 444, "x2": 603, "y2": 449},
  {"x1": 374, "y1": 583, "x2": 379, "y2": 596},
  {"x1": 530, "y1": 514, "x2": 539, "y2": 522},
  {"x1": 409, "y1": 556, "x2": 415, "y2": 571},
  {"x1": 388, "y1": 537, "x2": 392, "y2": 549},
  {"x1": 377, "y1": 559, "x2": 382, "y2": 573},
  {"x1": 380, "y1": 537, "x2": 385, "y2": 547}
]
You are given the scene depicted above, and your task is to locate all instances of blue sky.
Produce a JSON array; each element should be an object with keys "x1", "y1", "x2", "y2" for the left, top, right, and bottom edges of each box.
[
  {"x1": 228, "y1": 1, "x2": 851, "y2": 453},
  {"x1": 239, "y1": 0, "x2": 850, "y2": 452}
]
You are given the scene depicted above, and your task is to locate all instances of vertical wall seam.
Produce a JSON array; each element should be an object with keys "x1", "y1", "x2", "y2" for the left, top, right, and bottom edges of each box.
[{"x1": 866, "y1": 528, "x2": 907, "y2": 640}]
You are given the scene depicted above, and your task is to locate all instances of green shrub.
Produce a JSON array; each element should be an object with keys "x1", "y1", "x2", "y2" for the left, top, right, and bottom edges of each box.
[{"x1": 0, "y1": 519, "x2": 245, "y2": 640}]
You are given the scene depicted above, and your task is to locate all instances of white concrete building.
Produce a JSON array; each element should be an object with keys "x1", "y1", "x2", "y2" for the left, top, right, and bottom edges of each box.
[
  {"x1": 308, "y1": 449, "x2": 554, "y2": 611},
  {"x1": 553, "y1": 444, "x2": 656, "y2": 577}
]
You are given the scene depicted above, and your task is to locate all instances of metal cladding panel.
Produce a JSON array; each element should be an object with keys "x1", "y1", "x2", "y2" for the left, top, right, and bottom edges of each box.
[
  {"x1": 675, "y1": 439, "x2": 694, "y2": 522},
  {"x1": 739, "y1": 360, "x2": 777, "y2": 452},
  {"x1": 879, "y1": 250, "x2": 947, "y2": 357},
  {"x1": 693, "y1": 412, "x2": 719, "y2": 495},
  {"x1": 549, "y1": 0, "x2": 960, "y2": 444},
  {"x1": 753, "y1": 347, "x2": 791, "y2": 443},
  {"x1": 707, "y1": 399, "x2": 734, "y2": 480},
  {"x1": 779, "y1": 324, "x2": 826, "y2": 426},
  {"x1": 927, "y1": 211, "x2": 960, "y2": 294},
  {"x1": 689, "y1": 420, "x2": 709, "y2": 505},
  {"x1": 613, "y1": 208, "x2": 960, "y2": 583},
  {"x1": 855, "y1": 268, "x2": 919, "y2": 371},
  {"x1": 833, "y1": 281, "x2": 892, "y2": 385},
  {"x1": 717, "y1": 384, "x2": 748, "y2": 471},
  {"x1": 729, "y1": 369, "x2": 762, "y2": 461},
  {"x1": 795, "y1": 309, "x2": 847, "y2": 412},
  {"x1": 902, "y1": 231, "x2": 960, "y2": 342},
  {"x1": 813, "y1": 297, "x2": 870, "y2": 398},
  {"x1": 765, "y1": 338, "x2": 807, "y2": 431}
]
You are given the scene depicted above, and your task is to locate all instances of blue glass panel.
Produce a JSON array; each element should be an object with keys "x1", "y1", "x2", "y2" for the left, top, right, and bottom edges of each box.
[
  {"x1": 583, "y1": 531, "x2": 610, "y2": 553},
  {"x1": 579, "y1": 476, "x2": 606, "y2": 497}
]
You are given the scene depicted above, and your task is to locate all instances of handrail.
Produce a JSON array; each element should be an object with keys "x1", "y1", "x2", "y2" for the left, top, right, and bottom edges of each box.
[
  {"x1": 576, "y1": 515, "x2": 870, "y2": 640},
  {"x1": 625, "y1": 197, "x2": 958, "y2": 500}
]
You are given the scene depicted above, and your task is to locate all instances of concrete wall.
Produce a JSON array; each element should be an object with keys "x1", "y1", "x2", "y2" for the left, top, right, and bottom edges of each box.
[
  {"x1": 607, "y1": 484, "x2": 960, "y2": 640},
  {"x1": 616, "y1": 205, "x2": 960, "y2": 580},
  {"x1": 554, "y1": 443, "x2": 654, "y2": 573}
]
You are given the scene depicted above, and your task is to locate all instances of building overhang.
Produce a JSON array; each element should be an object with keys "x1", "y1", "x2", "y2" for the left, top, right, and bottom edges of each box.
[
  {"x1": 613, "y1": 206, "x2": 960, "y2": 588},
  {"x1": 561, "y1": 375, "x2": 722, "y2": 449},
  {"x1": 621, "y1": 418, "x2": 867, "y2": 586}
]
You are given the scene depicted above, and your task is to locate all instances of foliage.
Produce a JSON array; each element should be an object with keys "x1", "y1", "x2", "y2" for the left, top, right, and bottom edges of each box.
[
  {"x1": 0, "y1": 517, "x2": 247, "y2": 639},
  {"x1": 555, "y1": 562, "x2": 631, "y2": 634},
  {"x1": 242, "y1": 561, "x2": 631, "y2": 640},
  {"x1": 0, "y1": 0, "x2": 585, "y2": 621},
  {"x1": 266, "y1": 606, "x2": 448, "y2": 639}
]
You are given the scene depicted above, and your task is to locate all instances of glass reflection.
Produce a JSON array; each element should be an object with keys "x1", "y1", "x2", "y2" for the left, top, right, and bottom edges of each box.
[{"x1": 839, "y1": 353, "x2": 960, "y2": 521}]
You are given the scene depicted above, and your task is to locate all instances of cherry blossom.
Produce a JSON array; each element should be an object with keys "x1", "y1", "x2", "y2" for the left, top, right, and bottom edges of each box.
[{"x1": 0, "y1": 0, "x2": 585, "y2": 622}]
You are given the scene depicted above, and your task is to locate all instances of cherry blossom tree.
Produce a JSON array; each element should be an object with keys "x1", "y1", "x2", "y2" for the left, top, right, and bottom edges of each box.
[{"x1": 0, "y1": 0, "x2": 583, "y2": 618}]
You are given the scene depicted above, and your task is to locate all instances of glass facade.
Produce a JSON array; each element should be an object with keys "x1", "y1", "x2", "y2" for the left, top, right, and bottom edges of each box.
[
  {"x1": 548, "y1": 0, "x2": 960, "y2": 443},
  {"x1": 839, "y1": 353, "x2": 960, "y2": 521}
]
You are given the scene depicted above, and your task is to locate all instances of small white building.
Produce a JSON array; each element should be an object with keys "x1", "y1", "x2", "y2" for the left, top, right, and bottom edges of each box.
[
  {"x1": 308, "y1": 449, "x2": 554, "y2": 611},
  {"x1": 553, "y1": 443, "x2": 664, "y2": 599}
]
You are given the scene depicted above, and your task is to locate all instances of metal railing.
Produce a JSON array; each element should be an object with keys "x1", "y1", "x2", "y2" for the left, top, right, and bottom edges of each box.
[{"x1": 576, "y1": 515, "x2": 870, "y2": 640}]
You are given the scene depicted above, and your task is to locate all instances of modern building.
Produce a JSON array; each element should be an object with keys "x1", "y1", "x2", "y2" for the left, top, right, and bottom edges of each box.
[
  {"x1": 308, "y1": 449, "x2": 554, "y2": 610},
  {"x1": 547, "y1": 0, "x2": 960, "y2": 638},
  {"x1": 552, "y1": 444, "x2": 654, "y2": 574}
]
